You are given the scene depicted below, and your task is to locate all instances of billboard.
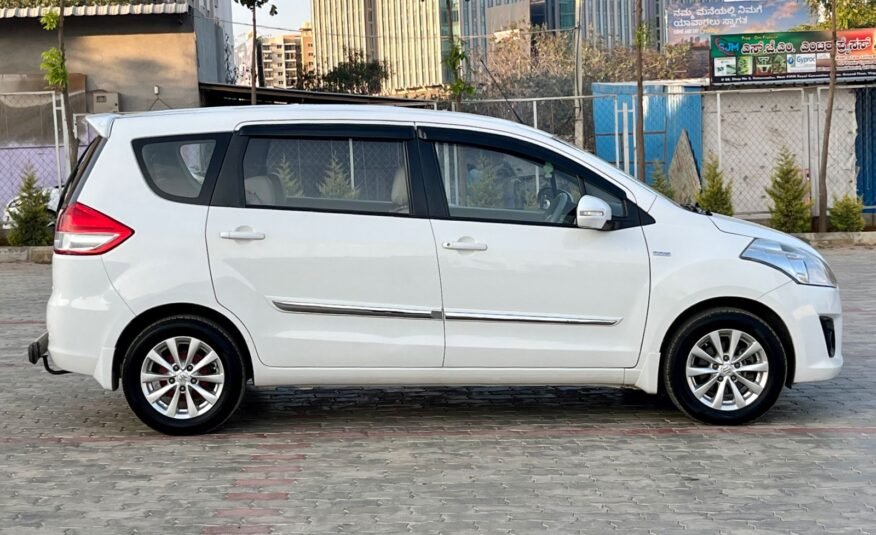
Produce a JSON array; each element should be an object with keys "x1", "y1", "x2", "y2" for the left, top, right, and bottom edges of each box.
[
  {"x1": 666, "y1": 0, "x2": 815, "y2": 47},
  {"x1": 710, "y1": 28, "x2": 876, "y2": 85}
]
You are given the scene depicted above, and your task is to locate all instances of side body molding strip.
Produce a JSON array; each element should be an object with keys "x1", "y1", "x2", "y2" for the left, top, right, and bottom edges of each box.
[
  {"x1": 272, "y1": 300, "x2": 442, "y2": 320},
  {"x1": 271, "y1": 300, "x2": 620, "y2": 326},
  {"x1": 444, "y1": 310, "x2": 620, "y2": 326}
]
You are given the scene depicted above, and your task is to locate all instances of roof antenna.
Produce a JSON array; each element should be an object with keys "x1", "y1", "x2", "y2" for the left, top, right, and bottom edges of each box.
[{"x1": 477, "y1": 56, "x2": 526, "y2": 125}]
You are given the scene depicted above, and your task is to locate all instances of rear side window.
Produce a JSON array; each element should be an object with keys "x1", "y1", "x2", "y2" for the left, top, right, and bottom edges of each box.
[
  {"x1": 241, "y1": 137, "x2": 410, "y2": 215},
  {"x1": 133, "y1": 133, "x2": 229, "y2": 204}
]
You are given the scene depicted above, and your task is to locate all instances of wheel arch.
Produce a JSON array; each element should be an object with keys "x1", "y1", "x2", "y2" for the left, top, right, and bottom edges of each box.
[
  {"x1": 658, "y1": 297, "x2": 796, "y2": 389},
  {"x1": 111, "y1": 303, "x2": 254, "y2": 391}
]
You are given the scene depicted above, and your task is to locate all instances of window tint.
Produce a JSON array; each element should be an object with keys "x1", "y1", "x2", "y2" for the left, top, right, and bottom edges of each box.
[
  {"x1": 433, "y1": 142, "x2": 586, "y2": 226},
  {"x1": 140, "y1": 139, "x2": 216, "y2": 198},
  {"x1": 241, "y1": 137, "x2": 410, "y2": 215}
]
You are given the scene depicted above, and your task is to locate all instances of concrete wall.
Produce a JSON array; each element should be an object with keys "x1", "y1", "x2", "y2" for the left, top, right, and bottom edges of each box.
[
  {"x1": 702, "y1": 88, "x2": 858, "y2": 216},
  {"x1": 0, "y1": 16, "x2": 200, "y2": 112}
]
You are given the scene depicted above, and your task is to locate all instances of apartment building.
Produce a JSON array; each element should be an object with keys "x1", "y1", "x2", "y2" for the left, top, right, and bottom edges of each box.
[
  {"x1": 262, "y1": 34, "x2": 302, "y2": 89},
  {"x1": 311, "y1": 0, "x2": 456, "y2": 94}
]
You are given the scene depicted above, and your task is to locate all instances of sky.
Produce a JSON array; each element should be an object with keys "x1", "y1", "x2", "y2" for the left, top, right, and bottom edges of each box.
[{"x1": 230, "y1": 0, "x2": 312, "y2": 43}]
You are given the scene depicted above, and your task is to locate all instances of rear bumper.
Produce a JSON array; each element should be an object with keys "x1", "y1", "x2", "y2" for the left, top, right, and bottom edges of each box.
[
  {"x1": 46, "y1": 255, "x2": 134, "y2": 389},
  {"x1": 760, "y1": 281, "x2": 843, "y2": 384}
]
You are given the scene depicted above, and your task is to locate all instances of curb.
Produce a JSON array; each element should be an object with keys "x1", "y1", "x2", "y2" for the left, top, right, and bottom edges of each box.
[
  {"x1": 0, "y1": 246, "x2": 53, "y2": 264},
  {"x1": 792, "y1": 231, "x2": 876, "y2": 248}
]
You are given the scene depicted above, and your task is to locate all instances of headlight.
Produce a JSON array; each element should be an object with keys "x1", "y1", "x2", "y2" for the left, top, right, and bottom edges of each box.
[{"x1": 741, "y1": 238, "x2": 836, "y2": 287}]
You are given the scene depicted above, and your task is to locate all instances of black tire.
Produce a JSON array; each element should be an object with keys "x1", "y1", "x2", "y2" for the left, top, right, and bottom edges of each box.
[
  {"x1": 122, "y1": 315, "x2": 246, "y2": 435},
  {"x1": 661, "y1": 307, "x2": 787, "y2": 425}
]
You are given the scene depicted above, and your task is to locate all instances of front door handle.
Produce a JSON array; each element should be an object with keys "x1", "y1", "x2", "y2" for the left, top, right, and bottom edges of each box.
[
  {"x1": 220, "y1": 230, "x2": 266, "y2": 240},
  {"x1": 442, "y1": 241, "x2": 488, "y2": 251}
]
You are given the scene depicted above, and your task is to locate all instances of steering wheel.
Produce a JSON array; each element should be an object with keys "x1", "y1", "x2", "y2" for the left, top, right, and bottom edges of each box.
[{"x1": 545, "y1": 190, "x2": 575, "y2": 224}]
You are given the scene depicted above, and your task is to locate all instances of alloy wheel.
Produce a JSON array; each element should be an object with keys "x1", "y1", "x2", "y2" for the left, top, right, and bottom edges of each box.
[
  {"x1": 139, "y1": 336, "x2": 225, "y2": 419},
  {"x1": 685, "y1": 329, "x2": 769, "y2": 411}
]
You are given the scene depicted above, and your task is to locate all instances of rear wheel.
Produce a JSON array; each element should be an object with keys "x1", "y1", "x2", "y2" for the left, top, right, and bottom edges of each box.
[
  {"x1": 122, "y1": 316, "x2": 246, "y2": 435},
  {"x1": 662, "y1": 308, "x2": 787, "y2": 425}
]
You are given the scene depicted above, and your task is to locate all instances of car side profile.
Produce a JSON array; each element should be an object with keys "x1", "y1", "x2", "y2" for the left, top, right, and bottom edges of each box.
[{"x1": 28, "y1": 105, "x2": 842, "y2": 435}]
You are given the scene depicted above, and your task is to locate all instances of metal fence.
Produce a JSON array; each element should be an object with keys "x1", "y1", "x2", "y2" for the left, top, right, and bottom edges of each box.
[
  {"x1": 0, "y1": 91, "x2": 71, "y2": 212},
  {"x1": 452, "y1": 83, "x2": 876, "y2": 219}
]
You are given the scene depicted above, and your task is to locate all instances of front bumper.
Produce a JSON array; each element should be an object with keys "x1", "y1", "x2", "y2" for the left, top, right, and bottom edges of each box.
[{"x1": 760, "y1": 281, "x2": 843, "y2": 384}]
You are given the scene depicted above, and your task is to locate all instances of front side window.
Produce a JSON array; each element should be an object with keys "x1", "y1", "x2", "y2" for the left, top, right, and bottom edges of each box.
[
  {"x1": 432, "y1": 142, "x2": 585, "y2": 226},
  {"x1": 241, "y1": 137, "x2": 410, "y2": 215}
]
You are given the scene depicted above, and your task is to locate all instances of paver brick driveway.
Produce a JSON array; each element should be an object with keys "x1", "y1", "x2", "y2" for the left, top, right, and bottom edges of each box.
[{"x1": 1, "y1": 247, "x2": 874, "y2": 534}]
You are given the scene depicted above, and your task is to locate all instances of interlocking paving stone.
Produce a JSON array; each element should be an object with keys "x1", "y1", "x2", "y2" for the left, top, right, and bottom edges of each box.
[{"x1": 0, "y1": 248, "x2": 874, "y2": 533}]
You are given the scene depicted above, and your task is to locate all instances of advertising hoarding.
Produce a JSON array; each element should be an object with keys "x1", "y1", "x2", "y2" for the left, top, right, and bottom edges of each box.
[
  {"x1": 710, "y1": 28, "x2": 876, "y2": 85},
  {"x1": 666, "y1": 0, "x2": 815, "y2": 47}
]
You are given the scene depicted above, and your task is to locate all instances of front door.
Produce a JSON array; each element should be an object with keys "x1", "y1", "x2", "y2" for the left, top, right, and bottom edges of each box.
[
  {"x1": 420, "y1": 129, "x2": 651, "y2": 368},
  {"x1": 206, "y1": 125, "x2": 444, "y2": 368}
]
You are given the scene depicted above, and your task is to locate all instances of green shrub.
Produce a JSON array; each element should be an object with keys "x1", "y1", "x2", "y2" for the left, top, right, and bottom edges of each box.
[
  {"x1": 695, "y1": 155, "x2": 733, "y2": 215},
  {"x1": 765, "y1": 147, "x2": 811, "y2": 233},
  {"x1": 650, "y1": 160, "x2": 675, "y2": 200},
  {"x1": 7, "y1": 166, "x2": 53, "y2": 246},
  {"x1": 829, "y1": 194, "x2": 865, "y2": 232}
]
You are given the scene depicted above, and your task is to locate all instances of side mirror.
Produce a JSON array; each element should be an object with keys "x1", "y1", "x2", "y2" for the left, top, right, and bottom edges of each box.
[{"x1": 576, "y1": 195, "x2": 612, "y2": 230}]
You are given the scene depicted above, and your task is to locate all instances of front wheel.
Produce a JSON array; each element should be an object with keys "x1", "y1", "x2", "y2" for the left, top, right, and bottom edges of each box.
[
  {"x1": 121, "y1": 316, "x2": 246, "y2": 435},
  {"x1": 662, "y1": 308, "x2": 787, "y2": 425}
]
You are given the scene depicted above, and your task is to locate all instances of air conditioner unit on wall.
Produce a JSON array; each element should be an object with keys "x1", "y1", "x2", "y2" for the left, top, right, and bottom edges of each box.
[{"x1": 91, "y1": 90, "x2": 119, "y2": 113}]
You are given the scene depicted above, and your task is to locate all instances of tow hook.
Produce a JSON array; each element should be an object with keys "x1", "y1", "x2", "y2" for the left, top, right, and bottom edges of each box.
[{"x1": 27, "y1": 332, "x2": 70, "y2": 375}]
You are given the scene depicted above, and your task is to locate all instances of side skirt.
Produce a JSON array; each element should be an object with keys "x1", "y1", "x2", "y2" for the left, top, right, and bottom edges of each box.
[{"x1": 250, "y1": 367, "x2": 626, "y2": 388}]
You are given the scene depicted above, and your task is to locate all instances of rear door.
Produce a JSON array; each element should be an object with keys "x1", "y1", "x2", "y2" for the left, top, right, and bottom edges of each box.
[{"x1": 206, "y1": 124, "x2": 444, "y2": 368}]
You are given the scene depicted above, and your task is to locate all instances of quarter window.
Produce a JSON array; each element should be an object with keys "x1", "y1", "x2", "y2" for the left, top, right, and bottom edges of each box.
[
  {"x1": 241, "y1": 137, "x2": 410, "y2": 215},
  {"x1": 139, "y1": 139, "x2": 216, "y2": 198}
]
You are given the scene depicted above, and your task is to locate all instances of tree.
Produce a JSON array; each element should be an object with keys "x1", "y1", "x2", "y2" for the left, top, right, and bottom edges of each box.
[
  {"x1": 480, "y1": 27, "x2": 690, "y2": 146},
  {"x1": 271, "y1": 152, "x2": 301, "y2": 197},
  {"x1": 304, "y1": 50, "x2": 390, "y2": 95},
  {"x1": 233, "y1": 0, "x2": 277, "y2": 105},
  {"x1": 8, "y1": 166, "x2": 53, "y2": 247},
  {"x1": 445, "y1": 39, "x2": 475, "y2": 104},
  {"x1": 465, "y1": 156, "x2": 503, "y2": 208},
  {"x1": 766, "y1": 148, "x2": 811, "y2": 233},
  {"x1": 39, "y1": 1, "x2": 76, "y2": 173},
  {"x1": 829, "y1": 194, "x2": 865, "y2": 231},
  {"x1": 696, "y1": 155, "x2": 733, "y2": 216},
  {"x1": 650, "y1": 160, "x2": 675, "y2": 200},
  {"x1": 805, "y1": 0, "x2": 876, "y2": 29},
  {"x1": 811, "y1": 0, "x2": 839, "y2": 232},
  {"x1": 319, "y1": 155, "x2": 358, "y2": 199}
]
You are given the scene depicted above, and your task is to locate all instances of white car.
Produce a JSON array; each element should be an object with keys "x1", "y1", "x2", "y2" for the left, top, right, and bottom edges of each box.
[
  {"x1": 1, "y1": 185, "x2": 61, "y2": 230},
  {"x1": 28, "y1": 106, "x2": 842, "y2": 435}
]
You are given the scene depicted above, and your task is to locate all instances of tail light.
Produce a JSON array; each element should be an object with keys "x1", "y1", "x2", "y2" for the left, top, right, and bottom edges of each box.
[{"x1": 54, "y1": 202, "x2": 133, "y2": 255}]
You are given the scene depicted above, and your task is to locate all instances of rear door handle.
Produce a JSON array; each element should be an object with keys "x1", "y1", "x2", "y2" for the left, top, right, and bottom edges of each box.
[
  {"x1": 220, "y1": 230, "x2": 266, "y2": 240},
  {"x1": 442, "y1": 241, "x2": 488, "y2": 251}
]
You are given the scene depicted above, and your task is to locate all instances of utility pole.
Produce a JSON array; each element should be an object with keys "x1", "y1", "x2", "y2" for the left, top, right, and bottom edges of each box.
[
  {"x1": 574, "y1": 0, "x2": 584, "y2": 148},
  {"x1": 634, "y1": 0, "x2": 645, "y2": 181},
  {"x1": 817, "y1": 0, "x2": 838, "y2": 232}
]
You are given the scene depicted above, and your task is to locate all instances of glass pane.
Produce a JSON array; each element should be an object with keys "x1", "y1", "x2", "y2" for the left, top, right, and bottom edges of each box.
[
  {"x1": 433, "y1": 142, "x2": 583, "y2": 226},
  {"x1": 242, "y1": 137, "x2": 409, "y2": 214},
  {"x1": 141, "y1": 139, "x2": 215, "y2": 198}
]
